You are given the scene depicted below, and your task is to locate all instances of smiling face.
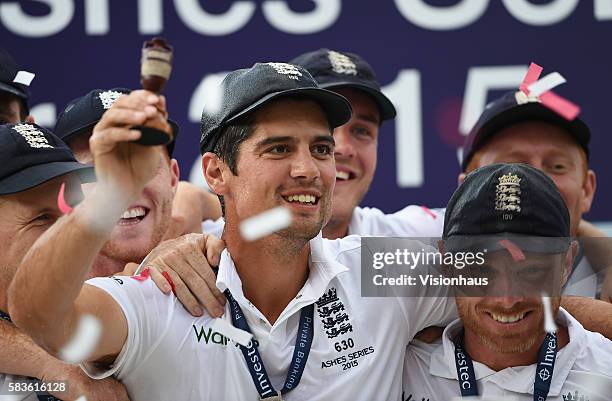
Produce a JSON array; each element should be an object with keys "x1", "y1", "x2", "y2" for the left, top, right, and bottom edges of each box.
[
  {"x1": 455, "y1": 248, "x2": 571, "y2": 353},
  {"x1": 466, "y1": 121, "x2": 596, "y2": 236},
  {"x1": 0, "y1": 175, "x2": 81, "y2": 307},
  {"x1": 70, "y1": 130, "x2": 179, "y2": 269},
  {"x1": 207, "y1": 98, "x2": 335, "y2": 242},
  {"x1": 325, "y1": 87, "x2": 380, "y2": 237}
]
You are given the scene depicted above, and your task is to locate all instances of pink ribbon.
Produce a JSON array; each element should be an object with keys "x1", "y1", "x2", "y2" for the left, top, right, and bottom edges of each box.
[
  {"x1": 497, "y1": 239, "x2": 526, "y2": 262},
  {"x1": 57, "y1": 182, "x2": 73, "y2": 215}
]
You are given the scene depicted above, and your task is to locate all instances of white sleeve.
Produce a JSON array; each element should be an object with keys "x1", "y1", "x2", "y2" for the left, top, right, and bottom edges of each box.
[
  {"x1": 201, "y1": 217, "x2": 225, "y2": 239},
  {"x1": 80, "y1": 276, "x2": 175, "y2": 380},
  {"x1": 356, "y1": 206, "x2": 445, "y2": 237}
]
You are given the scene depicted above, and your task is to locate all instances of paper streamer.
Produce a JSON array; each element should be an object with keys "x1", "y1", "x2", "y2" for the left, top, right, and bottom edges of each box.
[
  {"x1": 240, "y1": 206, "x2": 292, "y2": 241},
  {"x1": 527, "y1": 72, "x2": 566, "y2": 97},
  {"x1": 59, "y1": 314, "x2": 102, "y2": 364},
  {"x1": 13, "y1": 70, "x2": 35, "y2": 86},
  {"x1": 539, "y1": 91, "x2": 581, "y2": 121},
  {"x1": 162, "y1": 271, "x2": 176, "y2": 294},
  {"x1": 420, "y1": 205, "x2": 438, "y2": 219},
  {"x1": 541, "y1": 294, "x2": 558, "y2": 333},
  {"x1": 210, "y1": 318, "x2": 253, "y2": 347},
  {"x1": 519, "y1": 62, "x2": 543, "y2": 94},
  {"x1": 497, "y1": 239, "x2": 526, "y2": 262},
  {"x1": 57, "y1": 182, "x2": 73, "y2": 215},
  {"x1": 131, "y1": 267, "x2": 150, "y2": 282}
]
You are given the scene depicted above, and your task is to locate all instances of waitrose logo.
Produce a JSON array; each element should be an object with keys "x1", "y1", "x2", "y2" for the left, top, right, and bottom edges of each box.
[{"x1": 192, "y1": 324, "x2": 233, "y2": 346}]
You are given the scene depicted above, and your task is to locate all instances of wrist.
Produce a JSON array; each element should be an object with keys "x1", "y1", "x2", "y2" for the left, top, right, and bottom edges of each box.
[{"x1": 76, "y1": 183, "x2": 133, "y2": 235}]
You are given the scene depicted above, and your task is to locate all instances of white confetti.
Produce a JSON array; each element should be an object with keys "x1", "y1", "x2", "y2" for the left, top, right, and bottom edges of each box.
[
  {"x1": 75, "y1": 396, "x2": 88, "y2": 401},
  {"x1": 541, "y1": 294, "x2": 558, "y2": 333},
  {"x1": 240, "y1": 207, "x2": 292, "y2": 241},
  {"x1": 12, "y1": 70, "x2": 35, "y2": 86},
  {"x1": 527, "y1": 72, "x2": 566, "y2": 97},
  {"x1": 59, "y1": 314, "x2": 102, "y2": 364},
  {"x1": 210, "y1": 318, "x2": 253, "y2": 347},
  {"x1": 202, "y1": 79, "x2": 224, "y2": 116}
]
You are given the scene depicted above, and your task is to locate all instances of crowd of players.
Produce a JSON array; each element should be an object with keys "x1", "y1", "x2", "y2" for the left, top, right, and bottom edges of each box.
[{"x1": 0, "y1": 46, "x2": 611, "y2": 400}]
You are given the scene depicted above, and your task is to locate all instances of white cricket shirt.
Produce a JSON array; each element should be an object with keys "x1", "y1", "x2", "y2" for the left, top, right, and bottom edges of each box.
[
  {"x1": 402, "y1": 308, "x2": 612, "y2": 401},
  {"x1": 83, "y1": 234, "x2": 456, "y2": 400}
]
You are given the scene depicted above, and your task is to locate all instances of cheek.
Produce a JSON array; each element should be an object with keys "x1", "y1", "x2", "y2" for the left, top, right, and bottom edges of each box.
[
  {"x1": 550, "y1": 177, "x2": 581, "y2": 211},
  {"x1": 357, "y1": 145, "x2": 377, "y2": 178}
]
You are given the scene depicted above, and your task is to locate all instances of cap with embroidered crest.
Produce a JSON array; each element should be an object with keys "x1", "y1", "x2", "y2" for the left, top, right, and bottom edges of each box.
[
  {"x1": 199, "y1": 62, "x2": 352, "y2": 154},
  {"x1": 290, "y1": 48, "x2": 396, "y2": 121},
  {"x1": 443, "y1": 163, "x2": 571, "y2": 253},
  {"x1": 0, "y1": 47, "x2": 35, "y2": 114},
  {"x1": 54, "y1": 88, "x2": 180, "y2": 157},
  {"x1": 0, "y1": 123, "x2": 94, "y2": 195}
]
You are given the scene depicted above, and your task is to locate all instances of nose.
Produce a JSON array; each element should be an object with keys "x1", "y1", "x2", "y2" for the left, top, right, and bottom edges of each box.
[
  {"x1": 290, "y1": 147, "x2": 320, "y2": 181},
  {"x1": 333, "y1": 126, "x2": 355, "y2": 159}
]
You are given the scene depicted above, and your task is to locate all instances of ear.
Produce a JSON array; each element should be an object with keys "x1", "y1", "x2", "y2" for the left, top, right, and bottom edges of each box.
[
  {"x1": 561, "y1": 240, "x2": 579, "y2": 286},
  {"x1": 580, "y1": 169, "x2": 596, "y2": 214},
  {"x1": 25, "y1": 115, "x2": 35, "y2": 124},
  {"x1": 457, "y1": 173, "x2": 466, "y2": 187},
  {"x1": 202, "y1": 153, "x2": 229, "y2": 196},
  {"x1": 169, "y1": 158, "x2": 180, "y2": 194}
]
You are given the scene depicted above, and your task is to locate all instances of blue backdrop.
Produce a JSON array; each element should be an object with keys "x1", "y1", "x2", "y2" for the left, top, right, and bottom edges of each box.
[{"x1": 2, "y1": 0, "x2": 610, "y2": 223}]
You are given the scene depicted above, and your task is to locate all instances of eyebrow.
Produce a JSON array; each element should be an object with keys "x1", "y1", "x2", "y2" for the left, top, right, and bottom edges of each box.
[
  {"x1": 255, "y1": 134, "x2": 335, "y2": 149},
  {"x1": 354, "y1": 113, "x2": 380, "y2": 126}
]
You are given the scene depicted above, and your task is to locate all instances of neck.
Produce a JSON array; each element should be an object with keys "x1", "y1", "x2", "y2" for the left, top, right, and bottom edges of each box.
[
  {"x1": 462, "y1": 325, "x2": 569, "y2": 371},
  {"x1": 322, "y1": 215, "x2": 350, "y2": 240},
  {"x1": 223, "y1": 224, "x2": 311, "y2": 324},
  {"x1": 88, "y1": 252, "x2": 126, "y2": 278}
]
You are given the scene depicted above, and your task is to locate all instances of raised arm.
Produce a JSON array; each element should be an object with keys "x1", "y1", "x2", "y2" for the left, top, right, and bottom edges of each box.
[{"x1": 8, "y1": 90, "x2": 167, "y2": 363}]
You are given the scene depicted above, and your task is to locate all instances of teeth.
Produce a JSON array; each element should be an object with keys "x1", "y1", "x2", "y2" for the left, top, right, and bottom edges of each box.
[
  {"x1": 121, "y1": 207, "x2": 146, "y2": 219},
  {"x1": 490, "y1": 312, "x2": 526, "y2": 323},
  {"x1": 336, "y1": 171, "x2": 349, "y2": 180},
  {"x1": 285, "y1": 194, "x2": 316, "y2": 204}
]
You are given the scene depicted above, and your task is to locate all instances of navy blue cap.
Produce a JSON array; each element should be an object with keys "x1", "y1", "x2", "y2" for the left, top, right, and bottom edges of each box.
[
  {"x1": 55, "y1": 88, "x2": 179, "y2": 157},
  {"x1": 444, "y1": 163, "x2": 570, "y2": 252},
  {"x1": 0, "y1": 123, "x2": 94, "y2": 195},
  {"x1": 290, "y1": 48, "x2": 396, "y2": 121},
  {"x1": 0, "y1": 48, "x2": 32, "y2": 113},
  {"x1": 462, "y1": 91, "x2": 590, "y2": 171},
  {"x1": 200, "y1": 62, "x2": 352, "y2": 154}
]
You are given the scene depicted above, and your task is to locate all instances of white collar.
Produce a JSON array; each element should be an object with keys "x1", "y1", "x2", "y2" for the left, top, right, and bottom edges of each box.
[
  {"x1": 216, "y1": 232, "x2": 348, "y2": 326},
  {"x1": 429, "y1": 308, "x2": 585, "y2": 396}
]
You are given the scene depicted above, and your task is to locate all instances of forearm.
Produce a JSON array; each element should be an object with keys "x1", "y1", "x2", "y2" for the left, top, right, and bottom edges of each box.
[
  {"x1": 561, "y1": 296, "x2": 612, "y2": 339},
  {"x1": 7, "y1": 184, "x2": 129, "y2": 352},
  {"x1": 0, "y1": 319, "x2": 61, "y2": 377}
]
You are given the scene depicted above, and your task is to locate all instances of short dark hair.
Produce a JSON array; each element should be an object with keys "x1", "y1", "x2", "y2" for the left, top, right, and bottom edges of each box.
[{"x1": 211, "y1": 114, "x2": 256, "y2": 215}]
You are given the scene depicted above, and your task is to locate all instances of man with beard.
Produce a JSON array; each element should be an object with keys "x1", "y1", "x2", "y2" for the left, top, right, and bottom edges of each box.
[
  {"x1": 459, "y1": 76, "x2": 610, "y2": 300},
  {"x1": 403, "y1": 163, "x2": 612, "y2": 401},
  {"x1": 9, "y1": 63, "x2": 458, "y2": 400}
]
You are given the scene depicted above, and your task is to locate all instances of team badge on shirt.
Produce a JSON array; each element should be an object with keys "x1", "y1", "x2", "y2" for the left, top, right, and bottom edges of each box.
[{"x1": 316, "y1": 287, "x2": 353, "y2": 339}]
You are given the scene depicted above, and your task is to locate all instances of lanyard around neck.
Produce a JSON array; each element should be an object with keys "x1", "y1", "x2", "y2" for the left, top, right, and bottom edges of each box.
[
  {"x1": 453, "y1": 331, "x2": 557, "y2": 401},
  {"x1": 224, "y1": 289, "x2": 314, "y2": 400}
]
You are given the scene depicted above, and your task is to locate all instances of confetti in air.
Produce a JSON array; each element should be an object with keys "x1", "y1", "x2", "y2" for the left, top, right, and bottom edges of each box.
[
  {"x1": 201, "y1": 79, "x2": 224, "y2": 115},
  {"x1": 57, "y1": 182, "x2": 73, "y2": 215},
  {"x1": 240, "y1": 206, "x2": 292, "y2": 241},
  {"x1": 75, "y1": 396, "x2": 88, "y2": 401},
  {"x1": 59, "y1": 314, "x2": 102, "y2": 364},
  {"x1": 541, "y1": 294, "x2": 558, "y2": 333},
  {"x1": 210, "y1": 318, "x2": 253, "y2": 347}
]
